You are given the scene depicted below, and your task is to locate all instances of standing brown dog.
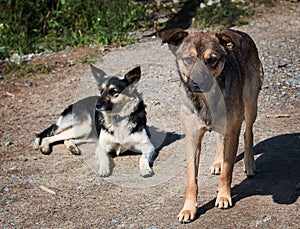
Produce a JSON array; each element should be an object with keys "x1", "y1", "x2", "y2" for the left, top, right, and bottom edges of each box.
[{"x1": 162, "y1": 28, "x2": 263, "y2": 223}]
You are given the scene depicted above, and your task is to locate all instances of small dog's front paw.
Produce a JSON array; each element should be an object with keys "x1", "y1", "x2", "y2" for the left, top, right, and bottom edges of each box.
[
  {"x1": 98, "y1": 158, "x2": 111, "y2": 177},
  {"x1": 210, "y1": 162, "x2": 221, "y2": 175},
  {"x1": 98, "y1": 166, "x2": 111, "y2": 177},
  {"x1": 215, "y1": 191, "x2": 232, "y2": 209},
  {"x1": 140, "y1": 166, "x2": 153, "y2": 177},
  {"x1": 139, "y1": 156, "x2": 153, "y2": 177},
  {"x1": 178, "y1": 207, "x2": 197, "y2": 223}
]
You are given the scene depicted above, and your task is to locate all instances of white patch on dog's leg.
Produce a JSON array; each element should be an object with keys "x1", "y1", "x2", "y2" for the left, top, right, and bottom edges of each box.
[
  {"x1": 33, "y1": 137, "x2": 41, "y2": 150},
  {"x1": 95, "y1": 144, "x2": 111, "y2": 177},
  {"x1": 64, "y1": 140, "x2": 81, "y2": 155}
]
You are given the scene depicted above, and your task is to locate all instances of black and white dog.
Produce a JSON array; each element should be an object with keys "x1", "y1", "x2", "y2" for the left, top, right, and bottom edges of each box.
[{"x1": 34, "y1": 65, "x2": 155, "y2": 177}]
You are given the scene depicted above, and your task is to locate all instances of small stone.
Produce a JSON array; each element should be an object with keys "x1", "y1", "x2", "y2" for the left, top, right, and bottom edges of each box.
[
  {"x1": 111, "y1": 219, "x2": 118, "y2": 225},
  {"x1": 5, "y1": 141, "x2": 13, "y2": 147},
  {"x1": 23, "y1": 83, "x2": 32, "y2": 88}
]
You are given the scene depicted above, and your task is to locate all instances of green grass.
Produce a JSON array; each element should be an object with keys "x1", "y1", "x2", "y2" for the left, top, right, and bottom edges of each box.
[
  {"x1": 195, "y1": 0, "x2": 251, "y2": 30},
  {"x1": 0, "y1": 0, "x2": 289, "y2": 79},
  {"x1": 0, "y1": 0, "x2": 150, "y2": 58}
]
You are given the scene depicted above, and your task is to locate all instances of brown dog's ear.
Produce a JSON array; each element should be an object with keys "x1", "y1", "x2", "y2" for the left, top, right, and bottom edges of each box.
[
  {"x1": 162, "y1": 28, "x2": 188, "y2": 53},
  {"x1": 216, "y1": 28, "x2": 241, "y2": 52},
  {"x1": 124, "y1": 66, "x2": 141, "y2": 85}
]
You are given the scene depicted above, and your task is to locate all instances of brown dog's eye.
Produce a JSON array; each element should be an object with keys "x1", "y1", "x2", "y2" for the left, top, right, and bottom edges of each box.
[
  {"x1": 183, "y1": 56, "x2": 195, "y2": 65},
  {"x1": 206, "y1": 56, "x2": 218, "y2": 66}
]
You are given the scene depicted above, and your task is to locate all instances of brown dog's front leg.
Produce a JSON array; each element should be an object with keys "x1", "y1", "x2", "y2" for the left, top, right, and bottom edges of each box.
[
  {"x1": 178, "y1": 126, "x2": 206, "y2": 223},
  {"x1": 215, "y1": 124, "x2": 241, "y2": 208}
]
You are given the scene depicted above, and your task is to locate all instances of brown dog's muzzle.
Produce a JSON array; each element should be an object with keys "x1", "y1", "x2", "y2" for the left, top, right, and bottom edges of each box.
[{"x1": 186, "y1": 60, "x2": 214, "y2": 93}]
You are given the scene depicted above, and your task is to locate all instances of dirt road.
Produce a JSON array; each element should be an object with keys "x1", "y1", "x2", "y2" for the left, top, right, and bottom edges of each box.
[{"x1": 1, "y1": 2, "x2": 299, "y2": 228}]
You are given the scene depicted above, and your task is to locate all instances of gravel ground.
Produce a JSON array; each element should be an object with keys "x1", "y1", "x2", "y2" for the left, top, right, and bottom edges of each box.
[{"x1": 0, "y1": 2, "x2": 299, "y2": 228}]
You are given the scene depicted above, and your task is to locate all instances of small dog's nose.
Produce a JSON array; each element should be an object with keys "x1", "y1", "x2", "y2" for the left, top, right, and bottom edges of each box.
[{"x1": 96, "y1": 100, "x2": 105, "y2": 111}]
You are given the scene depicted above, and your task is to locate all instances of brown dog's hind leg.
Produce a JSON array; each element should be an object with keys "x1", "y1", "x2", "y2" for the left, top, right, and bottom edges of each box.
[
  {"x1": 210, "y1": 133, "x2": 224, "y2": 175},
  {"x1": 243, "y1": 98, "x2": 257, "y2": 177}
]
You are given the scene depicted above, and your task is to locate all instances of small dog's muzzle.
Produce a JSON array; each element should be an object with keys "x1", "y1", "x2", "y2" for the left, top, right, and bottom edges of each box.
[{"x1": 96, "y1": 99, "x2": 112, "y2": 111}]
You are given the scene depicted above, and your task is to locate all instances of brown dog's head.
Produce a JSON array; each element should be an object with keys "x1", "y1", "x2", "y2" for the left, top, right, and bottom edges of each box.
[
  {"x1": 162, "y1": 28, "x2": 236, "y2": 93},
  {"x1": 90, "y1": 65, "x2": 141, "y2": 112}
]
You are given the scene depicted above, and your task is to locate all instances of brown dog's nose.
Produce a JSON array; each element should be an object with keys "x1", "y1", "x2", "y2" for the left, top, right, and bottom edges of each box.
[{"x1": 187, "y1": 79, "x2": 203, "y2": 92}]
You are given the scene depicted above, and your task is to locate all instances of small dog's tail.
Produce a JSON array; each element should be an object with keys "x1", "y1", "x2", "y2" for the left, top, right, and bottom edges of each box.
[{"x1": 33, "y1": 124, "x2": 58, "y2": 149}]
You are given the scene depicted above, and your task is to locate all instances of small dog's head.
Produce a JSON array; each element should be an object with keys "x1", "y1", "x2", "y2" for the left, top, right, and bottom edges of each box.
[
  {"x1": 162, "y1": 28, "x2": 237, "y2": 93},
  {"x1": 90, "y1": 65, "x2": 141, "y2": 112}
]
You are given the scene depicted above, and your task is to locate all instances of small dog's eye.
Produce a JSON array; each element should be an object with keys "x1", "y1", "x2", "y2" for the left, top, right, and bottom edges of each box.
[
  {"x1": 109, "y1": 89, "x2": 119, "y2": 96},
  {"x1": 183, "y1": 56, "x2": 195, "y2": 65}
]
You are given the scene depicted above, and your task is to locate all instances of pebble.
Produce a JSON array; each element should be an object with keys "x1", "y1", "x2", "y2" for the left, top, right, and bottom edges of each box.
[
  {"x1": 5, "y1": 141, "x2": 13, "y2": 147},
  {"x1": 23, "y1": 157, "x2": 29, "y2": 162},
  {"x1": 23, "y1": 83, "x2": 32, "y2": 88},
  {"x1": 111, "y1": 219, "x2": 119, "y2": 225}
]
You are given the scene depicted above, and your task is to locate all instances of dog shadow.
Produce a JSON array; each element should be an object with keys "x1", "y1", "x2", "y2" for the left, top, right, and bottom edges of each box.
[
  {"x1": 144, "y1": 0, "x2": 201, "y2": 37},
  {"x1": 111, "y1": 126, "x2": 183, "y2": 164},
  {"x1": 196, "y1": 133, "x2": 300, "y2": 218}
]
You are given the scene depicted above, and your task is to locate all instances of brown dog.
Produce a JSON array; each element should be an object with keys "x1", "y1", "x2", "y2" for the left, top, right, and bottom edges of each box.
[{"x1": 162, "y1": 28, "x2": 263, "y2": 223}]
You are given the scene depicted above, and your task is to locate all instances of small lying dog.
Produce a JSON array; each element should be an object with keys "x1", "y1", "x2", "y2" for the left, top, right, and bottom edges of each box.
[
  {"x1": 34, "y1": 65, "x2": 155, "y2": 177},
  {"x1": 162, "y1": 28, "x2": 263, "y2": 222}
]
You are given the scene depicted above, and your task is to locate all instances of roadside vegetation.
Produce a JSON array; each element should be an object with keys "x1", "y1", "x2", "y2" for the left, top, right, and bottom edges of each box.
[{"x1": 0, "y1": 0, "x2": 293, "y2": 79}]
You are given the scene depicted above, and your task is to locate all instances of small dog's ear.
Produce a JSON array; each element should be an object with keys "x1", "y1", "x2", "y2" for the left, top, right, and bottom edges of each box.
[
  {"x1": 161, "y1": 29, "x2": 188, "y2": 54},
  {"x1": 124, "y1": 66, "x2": 141, "y2": 85},
  {"x1": 216, "y1": 28, "x2": 241, "y2": 52},
  {"x1": 90, "y1": 65, "x2": 107, "y2": 83}
]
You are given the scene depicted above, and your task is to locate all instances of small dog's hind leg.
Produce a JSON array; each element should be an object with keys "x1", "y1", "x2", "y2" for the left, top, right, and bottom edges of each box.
[
  {"x1": 39, "y1": 128, "x2": 77, "y2": 154},
  {"x1": 64, "y1": 140, "x2": 81, "y2": 155}
]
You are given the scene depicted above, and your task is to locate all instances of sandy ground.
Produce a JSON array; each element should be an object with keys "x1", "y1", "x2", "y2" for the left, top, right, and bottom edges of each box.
[{"x1": 1, "y1": 2, "x2": 299, "y2": 228}]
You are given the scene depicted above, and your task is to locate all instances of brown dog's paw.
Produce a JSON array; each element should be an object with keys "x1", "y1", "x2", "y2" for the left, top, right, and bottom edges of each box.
[
  {"x1": 243, "y1": 159, "x2": 256, "y2": 177},
  {"x1": 210, "y1": 162, "x2": 221, "y2": 175},
  {"x1": 215, "y1": 192, "x2": 232, "y2": 209},
  {"x1": 178, "y1": 208, "x2": 197, "y2": 223}
]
